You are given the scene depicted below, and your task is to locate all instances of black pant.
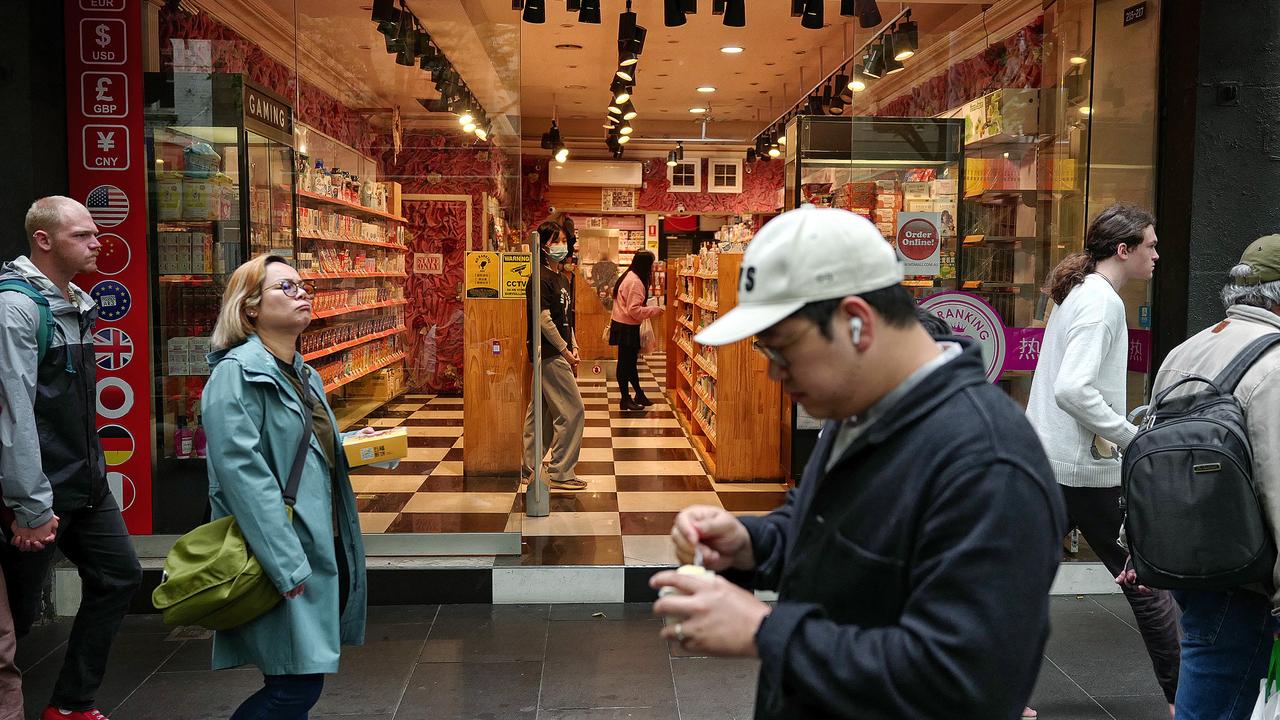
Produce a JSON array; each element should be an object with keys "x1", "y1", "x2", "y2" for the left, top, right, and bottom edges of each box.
[
  {"x1": 616, "y1": 343, "x2": 643, "y2": 401},
  {"x1": 1, "y1": 493, "x2": 142, "y2": 711},
  {"x1": 1062, "y1": 485, "x2": 1181, "y2": 703},
  {"x1": 231, "y1": 674, "x2": 325, "y2": 719}
]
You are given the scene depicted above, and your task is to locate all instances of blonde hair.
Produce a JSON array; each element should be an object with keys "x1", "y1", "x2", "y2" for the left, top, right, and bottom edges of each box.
[
  {"x1": 25, "y1": 196, "x2": 79, "y2": 242},
  {"x1": 211, "y1": 254, "x2": 289, "y2": 350}
]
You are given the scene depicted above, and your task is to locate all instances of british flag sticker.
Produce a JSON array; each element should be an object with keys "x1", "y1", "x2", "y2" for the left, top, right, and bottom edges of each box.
[{"x1": 94, "y1": 326, "x2": 133, "y2": 371}]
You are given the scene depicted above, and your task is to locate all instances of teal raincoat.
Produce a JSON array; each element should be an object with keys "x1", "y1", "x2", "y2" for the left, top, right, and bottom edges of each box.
[{"x1": 201, "y1": 334, "x2": 367, "y2": 675}]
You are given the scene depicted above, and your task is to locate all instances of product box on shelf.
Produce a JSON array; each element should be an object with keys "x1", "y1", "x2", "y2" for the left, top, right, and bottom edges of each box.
[
  {"x1": 342, "y1": 427, "x2": 408, "y2": 467},
  {"x1": 903, "y1": 182, "x2": 932, "y2": 200},
  {"x1": 387, "y1": 181, "x2": 402, "y2": 217}
]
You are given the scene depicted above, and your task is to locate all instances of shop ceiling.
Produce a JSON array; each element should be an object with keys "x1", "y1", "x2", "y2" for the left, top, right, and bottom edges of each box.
[{"x1": 209, "y1": 0, "x2": 998, "y2": 151}]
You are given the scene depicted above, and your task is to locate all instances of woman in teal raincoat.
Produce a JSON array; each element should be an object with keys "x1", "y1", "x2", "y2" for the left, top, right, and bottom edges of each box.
[{"x1": 202, "y1": 254, "x2": 370, "y2": 718}]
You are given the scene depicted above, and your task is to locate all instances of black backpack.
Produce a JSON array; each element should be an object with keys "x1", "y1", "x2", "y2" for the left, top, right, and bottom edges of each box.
[{"x1": 1122, "y1": 333, "x2": 1280, "y2": 590}]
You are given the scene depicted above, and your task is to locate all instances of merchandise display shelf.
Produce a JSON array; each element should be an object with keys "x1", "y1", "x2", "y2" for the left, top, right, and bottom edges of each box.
[
  {"x1": 300, "y1": 271, "x2": 408, "y2": 280},
  {"x1": 693, "y1": 384, "x2": 718, "y2": 414},
  {"x1": 665, "y1": 252, "x2": 783, "y2": 481},
  {"x1": 961, "y1": 235, "x2": 1034, "y2": 246},
  {"x1": 677, "y1": 363, "x2": 693, "y2": 385},
  {"x1": 693, "y1": 410, "x2": 717, "y2": 447},
  {"x1": 302, "y1": 326, "x2": 406, "y2": 362},
  {"x1": 296, "y1": 190, "x2": 408, "y2": 223},
  {"x1": 323, "y1": 352, "x2": 406, "y2": 394},
  {"x1": 679, "y1": 270, "x2": 695, "y2": 277},
  {"x1": 297, "y1": 233, "x2": 409, "y2": 252},
  {"x1": 311, "y1": 299, "x2": 408, "y2": 320},
  {"x1": 694, "y1": 354, "x2": 718, "y2": 378},
  {"x1": 159, "y1": 274, "x2": 216, "y2": 285},
  {"x1": 333, "y1": 386, "x2": 409, "y2": 431}
]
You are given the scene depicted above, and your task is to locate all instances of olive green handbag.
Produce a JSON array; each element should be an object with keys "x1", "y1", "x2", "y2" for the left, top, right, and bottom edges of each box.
[{"x1": 151, "y1": 392, "x2": 313, "y2": 630}]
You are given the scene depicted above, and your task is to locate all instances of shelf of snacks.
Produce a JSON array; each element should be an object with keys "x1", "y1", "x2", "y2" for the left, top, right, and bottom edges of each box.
[
  {"x1": 312, "y1": 298, "x2": 408, "y2": 320},
  {"x1": 322, "y1": 351, "x2": 406, "y2": 394},
  {"x1": 664, "y1": 250, "x2": 783, "y2": 481},
  {"x1": 296, "y1": 189, "x2": 407, "y2": 223},
  {"x1": 301, "y1": 324, "x2": 406, "y2": 362}
]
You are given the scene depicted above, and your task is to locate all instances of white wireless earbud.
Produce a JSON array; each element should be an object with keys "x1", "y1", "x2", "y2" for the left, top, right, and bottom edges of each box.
[{"x1": 850, "y1": 317, "x2": 863, "y2": 346}]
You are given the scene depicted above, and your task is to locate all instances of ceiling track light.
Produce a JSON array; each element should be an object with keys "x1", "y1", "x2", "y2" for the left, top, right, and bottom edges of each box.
[
  {"x1": 664, "y1": 0, "x2": 687, "y2": 27},
  {"x1": 800, "y1": 0, "x2": 823, "y2": 30},
  {"x1": 723, "y1": 0, "x2": 745, "y2": 26},
  {"x1": 676, "y1": 141, "x2": 685, "y2": 160},
  {"x1": 894, "y1": 12, "x2": 918, "y2": 60},
  {"x1": 667, "y1": 150, "x2": 678, "y2": 167},
  {"x1": 882, "y1": 34, "x2": 905, "y2": 74},
  {"x1": 579, "y1": 0, "x2": 601, "y2": 23},
  {"x1": 522, "y1": 0, "x2": 546, "y2": 23},
  {"x1": 789, "y1": 0, "x2": 805, "y2": 17},
  {"x1": 371, "y1": 0, "x2": 397, "y2": 24},
  {"x1": 746, "y1": 148, "x2": 756, "y2": 163},
  {"x1": 681, "y1": 0, "x2": 697, "y2": 12},
  {"x1": 618, "y1": 134, "x2": 631, "y2": 144},
  {"x1": 712, "y1": 0, "x2": 725, "y2": 14},
  {"x1": 856, "y1": 0, "x2": 882, "y2": 28},
  {"x1": 621, "y1": 100, "x2": 638, "y2": 120},
  {"x1": 566, "y1": 0, "x2": 581, "y2": 11},
  {"x1": 616, "y1": 65, "x2": 634, "y2": 82}
]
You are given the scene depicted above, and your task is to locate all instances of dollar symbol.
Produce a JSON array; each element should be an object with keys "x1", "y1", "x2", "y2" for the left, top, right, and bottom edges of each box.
[{"x1": 95, "y1": 24, "x2": 110, "y2": 48}]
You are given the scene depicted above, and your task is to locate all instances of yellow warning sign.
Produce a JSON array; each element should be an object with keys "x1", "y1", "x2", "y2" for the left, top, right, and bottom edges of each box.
[
  {"x1": 465, "y1": 251, "x2": 500, "y2": 299},
  {"x1": 501, "y1": 252, "x2": 533, "y2": 299}
]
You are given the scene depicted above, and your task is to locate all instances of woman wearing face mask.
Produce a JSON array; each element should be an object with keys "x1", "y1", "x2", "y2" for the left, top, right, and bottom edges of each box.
[
  {"x1": 523, "y1": 223, "x2": 587, "y2": 489},
  {"x1": 202, "y1": 255, "x2": 374, "y2": 718},
  {"x1": 609, "y1": 250, "x2": 664, "y2": 411}
]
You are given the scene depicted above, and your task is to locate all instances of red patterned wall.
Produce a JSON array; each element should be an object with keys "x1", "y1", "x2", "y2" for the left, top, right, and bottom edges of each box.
[
  {"x1": 521, "y1": 155, "x2": 784, "y2": 224},
  {"x1": 875, "y1": 16, "x2": 1044, "y2": 118},
  {"x1": 158, "y1": 6, "x2": 372, "y2": 153},
  {"x1": 374, "y1": 131, "x2": 517, "y2": 393}
]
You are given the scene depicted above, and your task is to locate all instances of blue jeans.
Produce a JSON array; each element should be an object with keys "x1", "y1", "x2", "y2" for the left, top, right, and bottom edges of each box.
[
  {"x1": 230, "y1": 674, "x2": 325, "y2": 720},
  {"x1": 1173, "y1": 588, "x2": 1280, "y2": 720}
]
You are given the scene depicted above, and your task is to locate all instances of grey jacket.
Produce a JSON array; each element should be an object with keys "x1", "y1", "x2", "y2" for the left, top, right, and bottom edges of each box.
[
  {"x1": 1153, "y1": 305, "x2": 1280, "y2": 607},
  {"x1": 0, "y1": 256, "x2": 104, "y2": 528}
]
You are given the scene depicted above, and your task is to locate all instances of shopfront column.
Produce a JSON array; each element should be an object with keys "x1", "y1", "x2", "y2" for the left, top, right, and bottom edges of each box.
[{"x1": 1155, "y1": 0, "x2": 1280, "y2": 362}]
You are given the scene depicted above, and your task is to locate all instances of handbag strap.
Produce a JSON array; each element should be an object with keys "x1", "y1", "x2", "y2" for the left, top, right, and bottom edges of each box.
[{"x1": 282, "y1": 374, "x2": 315, "y2": 508}]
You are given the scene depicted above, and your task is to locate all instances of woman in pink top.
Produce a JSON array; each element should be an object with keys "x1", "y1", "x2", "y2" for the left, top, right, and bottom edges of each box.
[{"x1": 609, "y1": 250, "x2": 664, "y2": 410}]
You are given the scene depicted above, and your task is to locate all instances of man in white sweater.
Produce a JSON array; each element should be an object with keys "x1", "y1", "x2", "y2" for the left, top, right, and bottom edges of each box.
[{"x1": 1025, "y1": 203, "x2": 1179, "y2": 714}]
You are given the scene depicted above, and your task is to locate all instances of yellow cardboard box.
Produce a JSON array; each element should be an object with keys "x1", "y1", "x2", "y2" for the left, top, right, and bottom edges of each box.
[{"x1": 342, "y1": 428, "x2": 408, "y2": 467}]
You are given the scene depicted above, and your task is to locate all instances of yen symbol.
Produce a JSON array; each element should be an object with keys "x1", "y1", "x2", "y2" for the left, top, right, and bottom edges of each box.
[{"x1": 96, "y1": 131, "x2": 116, "y2": 152}]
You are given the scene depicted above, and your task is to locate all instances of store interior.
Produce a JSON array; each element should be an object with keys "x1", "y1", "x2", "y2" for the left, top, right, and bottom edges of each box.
[{"x1": 138, "y1": 0, "x2": 1162, "y2": 564}]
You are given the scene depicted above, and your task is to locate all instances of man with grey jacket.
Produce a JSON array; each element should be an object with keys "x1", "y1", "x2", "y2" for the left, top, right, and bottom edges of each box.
[
  {"x1": 1131, "y1": 234, "x2": 1280, "y2": 718},
  {"x1": 0, "y1": 196, "x2": 141, "y2": 720}
]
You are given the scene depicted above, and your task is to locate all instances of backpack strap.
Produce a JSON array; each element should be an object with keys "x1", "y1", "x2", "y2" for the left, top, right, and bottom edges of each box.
[
  {"x1": 281, "y1": 376, "x2": 316, "y2": 508},
  {"x1": 1212, "y1": 332, "x2": 1280, "y2": 393},
  {"x1": 0, "y1": 279, "x2": 52, "y2": 365}
]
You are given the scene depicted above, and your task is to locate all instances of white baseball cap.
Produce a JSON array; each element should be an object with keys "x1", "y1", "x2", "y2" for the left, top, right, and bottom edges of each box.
[{"x1": 694, "y1": 204, "x2": 904, "y2": 346}]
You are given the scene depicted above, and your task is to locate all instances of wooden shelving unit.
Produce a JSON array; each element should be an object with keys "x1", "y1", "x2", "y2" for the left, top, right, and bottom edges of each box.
[{"x1": 666, "y1": 252, "x2": 784, "y2": 481}]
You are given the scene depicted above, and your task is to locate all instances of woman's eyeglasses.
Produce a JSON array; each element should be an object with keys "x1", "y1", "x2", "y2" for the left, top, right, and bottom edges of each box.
[{"x1": 265, "y1": 279, "x2": 315, "y2": 298}]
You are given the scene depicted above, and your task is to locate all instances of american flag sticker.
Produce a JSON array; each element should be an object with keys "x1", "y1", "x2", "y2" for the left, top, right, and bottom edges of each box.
[
  {"x1": 94, "y1": 327, "x2": 134, "y2": 370},
  {"x1": 86, "y1": 185, "x2": 129, "y2": 227}
]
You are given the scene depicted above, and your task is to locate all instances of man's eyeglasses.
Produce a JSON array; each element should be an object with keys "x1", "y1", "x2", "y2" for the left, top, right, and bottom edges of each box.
[
  {"x1": 752, "y1": 339, "x2": 788, "y2": 369},
  {"x1": 265, "y1": 279, "x2": 315, "y2": 298}
]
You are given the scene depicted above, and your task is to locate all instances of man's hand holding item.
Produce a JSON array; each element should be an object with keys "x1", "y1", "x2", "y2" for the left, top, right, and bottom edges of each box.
[
  {"x1": 651, "y1": 570, "x2": 771, "y2": 657},
  {"x1": 669, "y1": 505, "x2": 755, "y2": 571}
]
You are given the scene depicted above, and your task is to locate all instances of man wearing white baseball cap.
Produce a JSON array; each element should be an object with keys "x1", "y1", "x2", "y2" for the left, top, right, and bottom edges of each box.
[{"x1": 651, "y1": 205, "x2": 1066, "y2": 719}]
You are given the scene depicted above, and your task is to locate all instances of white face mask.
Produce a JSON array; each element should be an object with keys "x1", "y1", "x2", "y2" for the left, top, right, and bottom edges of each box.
[{"x1": 546, "y1": 243, "x2": 569, "y2": 262}]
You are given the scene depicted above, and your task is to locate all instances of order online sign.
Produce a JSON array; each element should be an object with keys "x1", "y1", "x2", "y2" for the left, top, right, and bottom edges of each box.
[{"x1": 65, "y1": 0, "x2": 152, "y2": 532}]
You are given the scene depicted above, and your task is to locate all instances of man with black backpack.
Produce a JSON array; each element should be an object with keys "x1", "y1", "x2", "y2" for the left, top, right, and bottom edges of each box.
[
  {"x1": 1124, "y1": 234, "x2": 1280, "y2": 719},
  {"x1": 0, "y1": 196, "x2": 142, "y2": 720}
]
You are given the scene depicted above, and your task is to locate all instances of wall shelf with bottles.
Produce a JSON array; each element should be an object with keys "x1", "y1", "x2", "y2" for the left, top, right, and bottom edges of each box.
[{"x1": 665, "y1": 251, "x2": 783, "y2": 482}]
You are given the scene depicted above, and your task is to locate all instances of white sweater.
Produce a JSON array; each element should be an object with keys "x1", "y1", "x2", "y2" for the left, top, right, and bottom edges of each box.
[{"x1": 1025, "y1": 273, "x2": 1138, "y2": 488}]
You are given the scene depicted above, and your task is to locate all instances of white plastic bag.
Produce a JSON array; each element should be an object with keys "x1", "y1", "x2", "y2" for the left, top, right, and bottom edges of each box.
[{"x1": 1250, "y1": 639, "x2": 1280, "y2": 720}]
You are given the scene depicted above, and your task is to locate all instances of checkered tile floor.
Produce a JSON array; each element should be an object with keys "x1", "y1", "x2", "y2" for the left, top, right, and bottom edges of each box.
[{"x1": 348, "y1": 352, "x2": 790, "y2": 565}]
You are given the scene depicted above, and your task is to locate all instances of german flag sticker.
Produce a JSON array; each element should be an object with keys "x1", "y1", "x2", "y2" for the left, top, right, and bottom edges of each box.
[{"x1": 98, "y1": 424, "x2": 134, "y2": 467}]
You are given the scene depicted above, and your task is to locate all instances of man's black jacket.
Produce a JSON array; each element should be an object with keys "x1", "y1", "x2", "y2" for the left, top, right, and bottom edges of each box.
[{"x1": 736, "y1": 340, "x2": 1067, "y2": 719}]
